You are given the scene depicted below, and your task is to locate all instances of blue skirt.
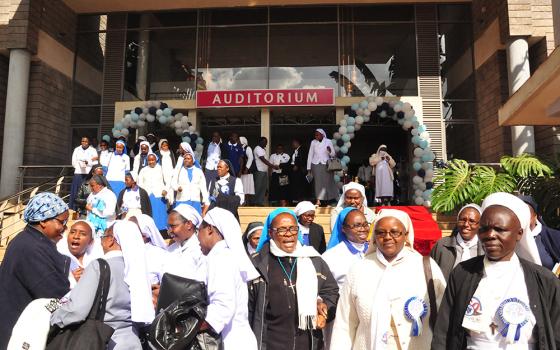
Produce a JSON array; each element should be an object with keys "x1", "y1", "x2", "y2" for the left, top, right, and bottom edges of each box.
[
  {"x1": 149, "y1": 194, "x2": 168, "y2": 230},
  {"x1": 109, "y1": 180, "x2": 125, "y2": 197},
  {"x1": 174, "y1": 200, "x2": 202, "y2": 215}
]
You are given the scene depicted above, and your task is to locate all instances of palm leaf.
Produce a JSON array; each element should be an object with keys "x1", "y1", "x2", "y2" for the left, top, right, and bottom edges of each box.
[
  {"x1": 472, "y1": 166, "x2": 516, "y2": 203},
  {"x1": 431, "y1": 159, "x2": 478, "y2": 213},
  {"x1": 500, "y1": 154, "x2": 553, "y2": 178},
  {"x1": 354, "y1": 59, "x2": 380, "y2": 93}
]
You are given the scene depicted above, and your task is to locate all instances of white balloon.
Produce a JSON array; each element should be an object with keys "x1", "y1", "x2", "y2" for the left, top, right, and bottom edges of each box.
[
  {"x1": 403, "y1": 121, "x2": 413, "y2": 129},
  {"x1": 413, "y1": 148, "x2": 424, "y2": 157},
  {"x1": 345, "y1": 141, "x2": 351, "y2": 148},
  {"x1": 405, "y1": 110, "x2": 415, "y2": 119},
  {"x1": 413, "y1": 157, "x2": 421, "y2": 163},
  {"x1": 414, "y1": 196, "x2": 425, "y2": 205},
  {"x1": 423, "y1": 200, "x2": 432, "y2": 208},
  {"x1": 403, "y1": 102, "x2": 412, "y2": 111},
  {"x1": 146, "y1": 114, "x2": 155, "y2": 122},
  {"x1": 375, "y1": 97, "x2": 384, "y2": 105},
  {"x1": 339, "y1": 126, "x2": 347, "y2": 134},
  {"x1": 415, "y1": 189, "x2": 423, "y2": 197},
  {"x1": 420, "y1": 132, "x2": 429, "y2": 140},
  {"x1": 174, "y1": 121, "x2": 182, "y2": 129},
  {"x1": 349, "y1": 133, "x2": 355, "y2": 140},
  {"x1": 393, "y1": 104, "x2": 402, "y2": 113},
  {"x1": 411, "y1": 129, "x2": 419, "y2": 136},
  {"x1": 413, "y1": 176, "x2": 423, "y2": 184},
  {"x1": 156, "y1": 109, "x2": 163, "y2": 116},
  {"x1": 367, "y1": 102, "x2": 377, "y2": 111},
  {"x1": 137, "y1": 120, "x2": 146, "y2": 127},
  {"x1": 356, "y1": 108, "x2": 364, "y2": 116},
  {"x1": 354, "y1": 123, "x2": 362, "y2": 131},
  {"x1": 425, "y1": 169, "x2": 434, "y2": 178},
  {"x1": 364, "y1": 116, "x2": 371, "y2": 122},
  {"x1": 139, "y1": 113, "x2": 146, "y2": 121},
  {"x1": 418, "y1": 182, "x2": 427, "y2": 190},
  {"x1": 340, "y1": 119, "x2": 347, "y2": 126},
  {"x1": 334, "y1": 145, "x2": 340, "y2": 152},
  {"x1": 188, "y1": 126, "x2": 196, "y2": 132},
  {"x1": 363, "y1": 109, "x2": 371, "y2": 117},
  {"x1": 181, "y1": 115, "x2": 189, "y2": 123},
  {"x1": 333, "y1": 132, "x2": 341, "y2": 140},
  {"x1": 196, "y1": 144, "x2": 204, "y2": 152},
  {"x1": 121, "y1": 128, "x2": 129, "y2": 136},
  {"x1": 175, "y1": 128, "x2": 183, "y2": 136},
  {"x1": 142, "y1": 107, "x2": 149, "y2": 114},
  {"x1": 423, "y1": 162, "x2": 434, "y2": 170}
]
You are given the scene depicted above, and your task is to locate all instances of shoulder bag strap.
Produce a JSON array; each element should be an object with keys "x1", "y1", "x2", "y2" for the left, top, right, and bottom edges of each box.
[
  {"x1": 86, "y1": 258, "x2": 112, "y2": 321},
  {"x1": 422, "y1": 255, "x2": 437, "y2": 330}
]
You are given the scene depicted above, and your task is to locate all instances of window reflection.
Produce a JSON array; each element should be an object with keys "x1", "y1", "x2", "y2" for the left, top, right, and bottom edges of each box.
[
  {"x1": 339, "y1": 23, "x2": 418, "y2": 97},
  {"x1": 269, "y1": 24, "x2": 338, "y2": 91}
]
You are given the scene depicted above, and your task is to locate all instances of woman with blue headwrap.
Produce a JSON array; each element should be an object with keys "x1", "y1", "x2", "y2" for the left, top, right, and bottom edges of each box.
[
  {"x1": 105, "y1": 140, "x2": 131, "y2": 196},
  {"x1": 0, "y1": 192, "x2": 71, "y2": 349},
  {"x1": 249, "y1": 208, "x2": 339, "y2": 350}
]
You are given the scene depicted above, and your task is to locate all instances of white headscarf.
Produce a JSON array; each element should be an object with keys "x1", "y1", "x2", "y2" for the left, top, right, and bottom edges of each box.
[
  {"x1": 135, "y1": 214, "x2": 167, "y2": 249},
  {"x1": 57, "y1": 220, "x2": 102, "y2": 270},
  {"x1": 376, "y1": 144, "x2": 388, "y2": 156},
  {"x1": 371, "y1": 208, "x2": 415, "y2": 248},
  {"x1": 173, "y1": 204, "x2": 203, "y2": 228},
  {"x1": 239, "y1": 136, "x2": 249, "y2": 148},
  {"x1": 456, "y1": 203, "x2": 482, "y2": 221},
  {"x1": 294, "y1": 201, "x2": 316, "y2": 217},
  {"x1": 139, "y1": 141, "x2": 153, "y2": 155},
  {"x1": 481, "y1": 192, "x2": 541, "y2": 265},
  {"x1": 203, "y1": 208, "x2": 260, "y2": 282},
  {"x1": 315, "y1": 128, "x2": 329, "y2": 144},
  {"x1": 336, "y1": 182, "x2": 368, "y2": 208},
  {"x1": 180, "y1": 142, "x2": 195, "y2": 156},
  {"x1": 112, "y1": 221, "x2": 155, "y2": 323}
]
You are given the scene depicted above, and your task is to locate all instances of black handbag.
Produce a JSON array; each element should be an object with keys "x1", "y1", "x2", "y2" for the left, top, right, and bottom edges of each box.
[
  {"x1": 46, "y1": 259, "x2": 114, "y2": 350},
  {"x1": 150, "y1": 273, "x2": 223, "y2": 350}
]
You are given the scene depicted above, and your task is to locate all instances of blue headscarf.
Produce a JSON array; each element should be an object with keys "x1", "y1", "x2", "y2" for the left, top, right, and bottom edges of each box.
[
  {"x1": 23, "y1": 192, "x2": 68, "y2": 223},
  {"x1": 255, "y1": 208, "x2": 303, "y2": 252},
  {"x1": 114, "y1": 140, "x2": 128, "y2": 156},
  {"x1": 327, "y1": 207, "x2": 358, "y2": 250}
]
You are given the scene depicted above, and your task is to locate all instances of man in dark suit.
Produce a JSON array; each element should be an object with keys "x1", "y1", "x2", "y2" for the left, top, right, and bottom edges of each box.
[
  {"x1": 519, "y1": 195, "x2": 560, "y2": 274},
  {"x1": 294, "y1": 201, "x2": 326, "y2": 253},
  {"x1": 289, "y1": 138, "x2": 311, "y2": 204}
]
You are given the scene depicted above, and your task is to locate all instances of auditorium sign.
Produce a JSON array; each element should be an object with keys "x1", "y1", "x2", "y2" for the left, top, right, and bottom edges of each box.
[{"x1": 196, "y1": 88, "x2": 335, "y2": 108}]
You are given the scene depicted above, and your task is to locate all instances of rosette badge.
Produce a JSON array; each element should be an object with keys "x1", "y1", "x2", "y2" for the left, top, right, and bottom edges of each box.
[
  {"x1": 497, "y1": 297, "x2": 530, "y2": 343},
  {"x1": 404, "y1": 297, "x2": 428, "y2": 336}
]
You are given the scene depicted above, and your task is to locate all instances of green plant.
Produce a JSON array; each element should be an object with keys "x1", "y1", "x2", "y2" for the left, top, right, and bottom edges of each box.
[{"x1": 431, "y1": 154, "x2": 554, "y2": 214}]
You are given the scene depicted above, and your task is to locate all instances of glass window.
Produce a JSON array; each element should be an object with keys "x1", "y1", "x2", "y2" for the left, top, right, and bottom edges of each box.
[
  {"x1": 74, "y1": 33, "x2": 105, "y2": 105},
  {"x1": 269, "y1": 24, "x2": 338, "y2": 91},
  {"x1": 71, "y1": 107, "x2": 101, "y2": 125},
  {"x1": 148, "y1": 11, "x2": 197, "y2": 27},
  {"x1": 446, "y1": 122, "x2": 477, "y2": 161},
  {"x1": 148, "y1": 28, "x2": 197, "y2": 100},
  {"x1": 78, "y1": 15, "x2": 108, "y2": 32},
  {"x1": 270, "y1": 6, "x2": 337, "y2": 23},
  {"x1": 197, "y1": 26, "x2": 267, "y2": 90},
  {"x1": 340, "y1": 5, "x2": 414, "y2": 22},
  {"x1": 199, "y1": 8, "x2": 267, "y2": 26},
  {"x1": 339, "y1": 23, "x2": 418, "y2": 97},
  {"x1": 442, "y1": 101, "x2": 476, "y2": 121},
  {"x1": 438, "y1": 4, "x2": 472, "y2": 22},
  {"x1": 72, "y1": 127, "x2": 99, "y2": 149}
]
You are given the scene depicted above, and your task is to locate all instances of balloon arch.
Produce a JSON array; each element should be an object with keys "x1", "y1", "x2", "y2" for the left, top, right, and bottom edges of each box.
[
  {"x1": 333, "y1": 96, "x2": 434, "y2": 207},
  {"x1": 104, "y1": 101, "x2": 204, "y2": 160}
]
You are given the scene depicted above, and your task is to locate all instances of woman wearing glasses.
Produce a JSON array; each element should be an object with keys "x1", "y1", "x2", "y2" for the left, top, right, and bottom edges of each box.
[
  {"x1": 249, "y1": 208, "x2": 339, "y2": 350},
  {"x1": 430, "y1": 204, "x2": 484, "y2": 282},
  {"x1": 330, "y1": 209, "x2": 446, "y2": 350}
]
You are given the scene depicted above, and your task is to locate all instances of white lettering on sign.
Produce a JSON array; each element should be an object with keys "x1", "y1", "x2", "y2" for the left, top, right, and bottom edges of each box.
[{"x1": 196, "y1": 88, "x2": 334, "y2": 108}]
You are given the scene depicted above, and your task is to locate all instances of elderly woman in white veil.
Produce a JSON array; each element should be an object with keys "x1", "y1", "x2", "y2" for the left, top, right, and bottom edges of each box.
[
  {"x1": 369, "y1": 145, "x2": 396, "y2": 205},
  {"x1": 307, "y1": 129, "x2": 337, "y2": 205},
  {"x1": 330, "y1": 182, "x2": 376, "y2": 232},
  {"x1": 198, "y1": 207, "x2": 259, "y2": 349},
  {"x1": 331, "y1": 209, "x2": 446, "y2": 350},
  {"x1": 51, "y1": 221, "x2": 154, "y2": 349}
]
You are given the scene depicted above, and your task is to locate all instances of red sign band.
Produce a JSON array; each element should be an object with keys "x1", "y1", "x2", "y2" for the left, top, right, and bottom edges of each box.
[{"x1": 196, "y1": 88, "x2": 335, "y2": 108}]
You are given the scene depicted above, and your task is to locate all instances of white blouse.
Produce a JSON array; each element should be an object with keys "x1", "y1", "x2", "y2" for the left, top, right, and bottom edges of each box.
[
  {"x1": 307, "y1": 139, "x2": 335, "y2": 170},
  {"x1": 105, "y1": 153, "x2": 130, "y2": 182},
  {"x1": 138, "y1": 165, "x2": 173, "y2": 203},
  {"x1": 171, "y1": 166, "x2": 210, "y2": 205}
]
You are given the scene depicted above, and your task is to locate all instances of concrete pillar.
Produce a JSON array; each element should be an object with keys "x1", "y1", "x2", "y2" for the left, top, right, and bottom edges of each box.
[
  {"x1": 0, "y1": 49, "x2": 32, "y2": 197},
  {"x1": 336, "y1": 107, "x2": 345, "y2": 124},
  {"x1": 135, "y1": 14, "x2": 150, "y2": 100},
  {"x1": 188, "y1": 109, "x2": 197, "y2": 131},
  {"x1": 261, "y1": 108, "x2": 271, "y2": 157},
  {"x1": 506, "y1": 37, "x2": 535, "y2": 155}
]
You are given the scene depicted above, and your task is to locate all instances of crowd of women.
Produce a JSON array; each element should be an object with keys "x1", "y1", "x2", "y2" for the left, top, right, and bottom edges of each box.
[{"x1": 0, "y1": 181, "x2": 559, "y2": 350}]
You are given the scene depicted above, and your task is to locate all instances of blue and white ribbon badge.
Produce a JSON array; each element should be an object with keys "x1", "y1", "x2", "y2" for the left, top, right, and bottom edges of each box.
[
  {"x1": 404, "y1": 297, "x2": 428, "y2": 336},
  {"x1": 497, "y1": 297, "x2": 530, "y2": 343},
  {"x1": 221, "y1": 185, "x2": 230, "y2": 195}
]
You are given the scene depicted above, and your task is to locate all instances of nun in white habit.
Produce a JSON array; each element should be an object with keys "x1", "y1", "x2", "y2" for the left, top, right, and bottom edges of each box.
[
  {"x1": 138, "y1": 153, "x2": 173, "y2": 230},
  {"x1": 369, "y1": 145, "x2": 396, "y2": 203},
  {"x1": 307, "y1": 129, "x2": 337, "y2": 202},
  {"x1": 331, "y1": 209, "x2": 446, "y2": 350},
  {"x1": 133, "y1": 214, "x2": 169, "y2": 284},
  {"x1": 51, "y1": 221, "x2": 154, "y2": 350},
  {"x1": 199, "y1": 208, "x2": 259, "y2": 350},
  {"x1": 330, "y1": 182, "x2": 376, "y2": 232}
]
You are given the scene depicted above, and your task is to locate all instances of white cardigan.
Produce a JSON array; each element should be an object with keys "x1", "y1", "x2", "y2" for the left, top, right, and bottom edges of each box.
[
  {"x1": 330, "y1": 248, "x2": 446, "y2": 350},
  {"x1": 171, "y1": 166, "x2": 210, "y2": 205},
  {"x1": 138, "y1": 165, "x2": 174, "y2": 204}
]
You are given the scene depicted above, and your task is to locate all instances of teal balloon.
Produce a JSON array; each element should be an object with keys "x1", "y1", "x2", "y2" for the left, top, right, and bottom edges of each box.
[
  {"x1": 163, "y1": 108, "x2": 172, "y2": 116},
  {"x1": 334, "y1": 175, "x2": 341, "y2": 182},
  {"x1": 159, "y1": 116, "x2": 167, "y2": 124},
  {"x1": 340, "y1": 146, "x2": 348, "y2": 154},
  {"x1": 347, "y1": 117, "x2": 355, "y2": 125},
  {"x1": 351, "y1": 103, "x2": 359, "y2": 111},
  {"x1": 340, "y1": 159, "x2": 347, "y2": 167},
  {"x1": 115, "y1": 122, "x2": 123, "y2": 130},
  {"x1": 413, "y1": 162, "x2": 422, "y2": 171},
  {"x1": 102, "y1": 135, "x2": 111, "y2": 142},
  {"x1": 422, "y1": 189, "x2": 432, "y2": 200},
  {"x1": 419, "y1": 140, "x2": 428, "y2": 149},
  {"x1": 411, "y1": 116, "x2": 418, "y2": 123},
  {"x1": 359, "y1": 100, "x2": 368, "y2": 109},
  {"x1": 182, "y1": 136, "x2": 191, "y2": 143},
  {"x1": 418, "y1": 125, "x2": 427, "y2": 133},
  {"x1": 342, "y1": 156, "x2": 350, "y2": 164},
  {"x1": 347, "y1": 126, "x2": 355, "y2": 133},
  {"x1": 412, "y1": 121, "x2": 420, "y2": 128},
  {"x1": 411, "y1": 135, "x2": 420, "y2": 144},
  {"x1": 341, "y1": 134, "x2": 350, "y2": 142},
  {"x1": 196, "y1": 138, "x2": 204, "y2": 145},
  {"x1": 131, "y1": 112, "x2": 139, "y2": 122}
]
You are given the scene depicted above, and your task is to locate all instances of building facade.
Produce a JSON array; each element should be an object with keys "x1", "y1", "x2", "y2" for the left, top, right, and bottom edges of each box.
[{"x1": 0, "y1": 0, "x2": 556, "y2": 197}]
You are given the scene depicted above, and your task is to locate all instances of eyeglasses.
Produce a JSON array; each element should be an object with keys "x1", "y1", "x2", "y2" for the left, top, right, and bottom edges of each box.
[
  {"x1": 344, "y1": 223, "x2": 370, "y2": 230},
  {"x1": 167, "y1": 221, "x2": 185, "y2": 230},
  {"x1": 374, "y1": 230, "x2": 404, "y2": 238},
  {"x1": 458, "y1": 219, "x2": 479, "y2": 226},
  {"x1": 270, "y1": 226, "x2": 299, "y2": 236},
  {"x1": 51, "y1": 217, "x2": 68, "y2": 227},
  {"x1": 100, "y1": 234, "x2": 113, "y2": 239}
]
